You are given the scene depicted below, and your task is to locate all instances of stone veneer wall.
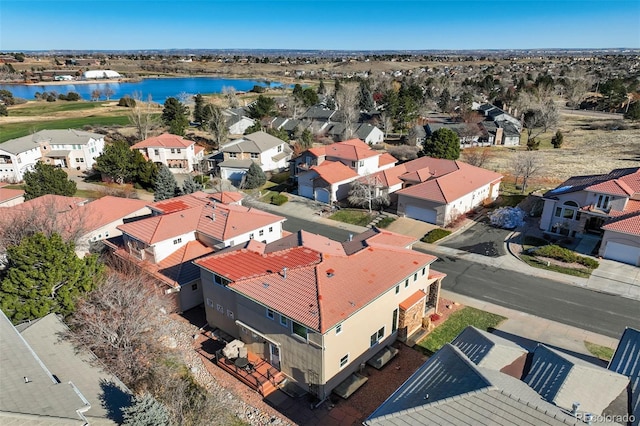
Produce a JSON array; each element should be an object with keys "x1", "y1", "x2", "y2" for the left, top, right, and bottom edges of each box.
[{"x1": 397, "y1": 294, "x2": 426, "y2": 341}]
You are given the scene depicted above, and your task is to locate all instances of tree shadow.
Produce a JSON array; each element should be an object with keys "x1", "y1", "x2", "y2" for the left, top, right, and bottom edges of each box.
[{"x1": 98, "y1": 379, "x2": 132, "y2": 424}]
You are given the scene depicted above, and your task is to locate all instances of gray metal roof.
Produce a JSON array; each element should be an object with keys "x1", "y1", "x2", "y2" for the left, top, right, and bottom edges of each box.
[
  {"x1": 302, "y1": 105, "x2": 336, "y2": 121},
  {"x1": 218, "y1": 159, "x2": 254, "y2": 169},
  {"x1": 0, "y1": 130, "x2": 103, "y2": 155},
  {"x1": 0, "y1": 310, "x2": 88, "y2": 423},
  {"x1": 609, "y1": 327, "x2": 640, "y2": 426},
  {"x1": 366, "y1": 344, "x2": 580, "y2": 426},
  {"x1": 355, "y1": 123, "x2": 380, "y2": 139},
  {"x1": 524, "y1": 344, "x2": 629, "y2": 416},
  {"x1": 20, "y1": 314, "x2": 131, "y2": 424},
  {"x1": 452, "y1": 326, "x2": 528, "y2": 371}
]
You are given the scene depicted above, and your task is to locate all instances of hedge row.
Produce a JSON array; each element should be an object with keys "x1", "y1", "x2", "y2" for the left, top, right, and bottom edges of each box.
[{"x1": 534, "y1": 244, "x2": 599, "y2": 269}]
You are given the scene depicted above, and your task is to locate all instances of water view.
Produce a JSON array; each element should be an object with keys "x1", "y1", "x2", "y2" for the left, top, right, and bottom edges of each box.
[{"x1": 0, "y1": 77, "x2": 283, "y2": 102}]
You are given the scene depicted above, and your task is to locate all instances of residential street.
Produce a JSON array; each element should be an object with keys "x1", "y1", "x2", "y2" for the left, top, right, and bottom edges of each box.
[{"x1": 267, "y1": 206, "x2": 640, "y2": 339}]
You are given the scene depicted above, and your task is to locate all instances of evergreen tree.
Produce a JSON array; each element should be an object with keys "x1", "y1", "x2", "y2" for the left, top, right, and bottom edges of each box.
[
  {"x1": 300, "y1": 129, "x2": 313, "y2": 149},
  {"x1": 244, "y1": 121, "x2": 262, "y2": 134},
  {"x1": 243, "y1": 162, "x2": 266, "y2": 189},
  {"x1": 551, "y1": 130, "x2": 564, "y2": 149},
  {"x1": 154, "y1": 165, "x2": 179, "y2": 201},
  {"x1": 317, "y1": 79, "x2": 326, "y2": 95},
  {"x1": 0, "y1": 233, "x2": 103, "y2": 323},
  {"x1": 182, "y1": 174, "x2": 203, "y2": 194},
  {"x1": 292, "y1": 84, "x2": 304, "y2": 100},
  {"x1": 420, "y1": 128, "x2": 460, "y2": 160},
  {"x1": 95, "y1": 141, "x2": 157, "y2": 187},
  {"x1": 302, "y1": 88, "x2": 319, "y2": 107},
  {"x1": 161, "y1": 97, "x2": 189, "y2": 136},
  {"x1": 247, "y1": 95, "x2": 276, "y2": 119},
  {"x1": 23, "y1": 162, "x2": 77, "y2": 201},
  {"x1": 624, "y1": 102, "x2": 640, "y2": 120},
  {"x1": 193, "y1": 94, "x2": 206, "y2": 124},
  {"x1": 122, "y1": 393, "x2": 170, "y2": 426},
  {"x1": 0, "y1": 104, "x2": 7, "y2": 117},
  {"x1": 358, "y1": 80, "x2": 375, "y2": 112}
]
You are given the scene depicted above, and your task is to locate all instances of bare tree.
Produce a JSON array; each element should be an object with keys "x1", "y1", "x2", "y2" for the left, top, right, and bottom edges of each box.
[
  {"x1": 336, "y1": 83, "x2": 359, "y2": 139},
  {"x1": 204, "y1": 104, "x2": 228, "y2": 149},
  {"x1": 387, "y1": 145, "x2": 419, "y2": 162},
  {"x1": 91, "y1": 89, "x2": 102, "y2": 102},
  {"x1": 66, "y1": 260, "x2": 168, "y2": 390},
  {"x1": 381, "y1": 111, "x2": 393, "y2": 138},
  {"x1": 222, "y1": 86, "x2": 239, "y2": 108},
  {"x1": 348, "y1": 176, "x2": 390, "y2": 213},
  {"x1": 462, "y1": 147, "x2": 493, "y2": 168},
  {"x1": 103, "y1": 86, "x2": 114, "y2": 101},
  {"x1": 511, "y1": 151, "x2": 544, "y2": 194},
  {"x1": 128, "y1": 92, "x2": 159, "y2": 141},
  {"x1": 564, "y1": 71, "x2": 594, "y2": 109}
]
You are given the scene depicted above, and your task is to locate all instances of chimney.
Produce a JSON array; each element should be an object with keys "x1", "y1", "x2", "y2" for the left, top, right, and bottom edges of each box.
[
  {"x1": 571, "y1": 402, "x2": 580, "y2": 417},
  {"x1": 348, "y1": 233, "x2": 353, "y2": 241},
  {"x1": 281, "y1": 267, "x2": 288, "y2": 279}
]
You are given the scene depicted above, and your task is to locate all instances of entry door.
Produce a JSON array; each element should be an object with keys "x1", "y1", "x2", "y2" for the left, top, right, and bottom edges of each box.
[{"x1": 269, "y1": 343, "x2": 281, "y2": 370}]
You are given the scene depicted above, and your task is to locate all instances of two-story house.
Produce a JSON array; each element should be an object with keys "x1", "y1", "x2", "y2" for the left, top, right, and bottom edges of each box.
[
  {"x1": 218, "y1": 131, "x2": 292, "y2": 183},
  {"x1": 109, "y1": 192, "x2": 286, "y2": 311},
  {"x1": 293, "y1": 139, "x2": 397, "y2": 203},
  {"x1": 194, "y1": 228, "x2": 445, "y2": 400},
  {"x1": 0, "y1": 129, "x2": 105, "y2": 182},
  {"x1": 131, "y1": 133, "x2": 205, "y2": 173},
  {"x1": 540, "y1": 167, "x2": 640, "y2": 265}
]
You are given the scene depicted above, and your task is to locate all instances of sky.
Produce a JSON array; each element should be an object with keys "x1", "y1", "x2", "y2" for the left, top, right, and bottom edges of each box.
[{"x1": 1, "y1": 0, "x2": 639, "y2": 51}]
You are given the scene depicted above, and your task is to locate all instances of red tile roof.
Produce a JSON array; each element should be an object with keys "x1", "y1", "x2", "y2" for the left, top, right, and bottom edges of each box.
[
  {"x1": 365, "y1": 156, "x2": 465, "y2": 189},
  {"x1": 131, "y1": 133, "x2": 195, "y2": 149},
  {"x1": 149, "y1": 191, "x2": 244, "y2": 214},
  {"x1": 399, "y1": 290, "x2": 427, "y2": 310},
  {"x1": 397, "y1": 161, "x2": 502, "y2": 204},
  {"x1": 365, "y1": 228, "x2": 417, "y2": 248},
  {"x1": 307, "y1": 139, "x2": 380, "y2": 162},
  {"x1": 0, "y1": 187, "x2": 24, "y2": 203},
  {"x1": 602, "y1": 213, "x2": 640, "y2": 236},
  {"x1": 209, "y1": 191, "x2": 244, "y2": 204},
  {"x1": 156, "y1": 240, "x2": 214, "y2": 286},
  {"x1": 377, "y1": 152, "x2": 397, "y2": 168},
  {"x1": 311, "y1": 161, "x2": 358, "y2": 185},
  {"x1": 76, "y1": 196, "x2": 149, "y2": 231},
  {"x1": 195, "y1": 231, "x2": 438, "y2": 333},
  {"x1": 587, "y1": 179, "x2": 635, "y2": 197},
  {"x1": 119, "y1": 202, "x2": 284, "y2": 245}
]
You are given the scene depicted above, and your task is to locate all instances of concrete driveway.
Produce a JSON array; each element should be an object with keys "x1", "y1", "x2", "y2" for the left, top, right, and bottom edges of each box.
[
  {"x1": 587, "y1": 259, "x2": 640, "y2": 300},
  {"x1": 439, "y1": 217, "x2": 511, "y2": 257},
  {"x1": 384, "y1": 217, "x2": 438, "y2": 240}
]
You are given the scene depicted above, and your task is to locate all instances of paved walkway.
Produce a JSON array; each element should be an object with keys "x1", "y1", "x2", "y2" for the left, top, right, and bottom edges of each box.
[{"x1": 244, "y1": 193, "x2": 631, "y2": 352}]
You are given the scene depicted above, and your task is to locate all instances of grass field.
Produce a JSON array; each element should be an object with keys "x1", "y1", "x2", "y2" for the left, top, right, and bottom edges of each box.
[
  {"x1": 8, "y1": 102, "x2": 108, "y2": 116},
  {"x1": 0, "y1": 116, "x2": 131, "y2": 142},
  {"x1": 417, "y1": 307, "x2": 507, "y2": 355},
  {"x1": 329, "y1": 209, "x2": 374, "y2": 226}
]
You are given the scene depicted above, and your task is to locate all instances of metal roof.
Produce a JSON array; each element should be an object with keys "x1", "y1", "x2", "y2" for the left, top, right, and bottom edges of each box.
[
  {"x1": 609, "y1": 327, "x2": 640, "y2": 426},
  {"x1": 452, "y1": 326, "x2": 528, "y2": 371}
]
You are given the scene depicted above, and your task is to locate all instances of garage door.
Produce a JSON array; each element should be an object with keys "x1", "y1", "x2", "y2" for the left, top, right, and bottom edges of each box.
[
  {"x1": 298, "y1": 184, "x2": 314, "y2": 199},
  {"x1": 604, "y1": 242, "x2": 640, "y2": 266},
  {"x1": 315, "y1": 188, "x2": 330, "y2": 204},
  {"x1": 405, "y1": 204, "x2": 437, "y2": 224}
]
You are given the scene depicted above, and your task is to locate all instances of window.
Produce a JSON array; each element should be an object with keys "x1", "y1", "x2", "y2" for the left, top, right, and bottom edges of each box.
[
  {"x1": 171, "y1": 149, "x2": 176, "y2": 154},
  {"x1": 206, "y1": 298, "x2": 214, "y2": 307},
  {"x1": 191, "y1": 283, "x2": 198, "y2": 291},
  {"x1": 555, "y1": 207, "x2": 562, "y2": 217},
  {"x1": 596, "y1": 194, "x2": 611, "y2": 209},
  {"x1": 154, "y1": 149, "x2": 159, "y2": 155},
  {"x1": 176, "y1": 149, "x2": 181, "y2": 154},
  {"x1": 392, "y1": 309, "x2": 398, "y2": 333},
  {"x1": 395, "y1": 285, "x2": 400, "y2": 294},
  {"x1": 336, "y1": 323, "x2": 342, "y2": 335},
  {"x1": 277, "y1": 145, "x2": 282, "y2": 153},
  {"x1": 359, "y1": 160, "x2": 364, "y2": 167},
  {"x1": 340, "y1": 354, "x2": 349, "y2": 368},
  {"x1": 227, "y1": 310, "x2": 234, "y2": 320},
  {"x1": 249, "y1": 233, "x2": 254, "y2": 239},
  {"x1": 216, "y1": 304, "x2": 224, "y2": 313},
  {"x1": 269, "y1": 226, "x2": 273, "y2": 232},
  {"x1": 259, "y1": 229, "x2": 264, "y2": 237},
  {"x1": 405, "y1": 279, "x2": 409, "y2": 288},
  {"x1": 351, "y1": 161, "x2": 356, "y2": 167},
  {"x1": 251, "y1": 153, "x2": 259, "y2": 159},
  {"x1": 292, "y1": 321, "x2": 307, "y2": 339},
  {"x1": 229, "y1": 152, "x2": 237, "y2": 158},
  {"x1": 370, "y1": 327, "x2": 385, "y2": 347},
  {"x1": 75, "y1": 158, "x2": 84, "y2": 163},
  {"x1": 266, "y1": 308, "x2": 275, "y2": 320},
  {"x1": 413, "y1": 273, "x2": 417, "y2": 281},
  {"x1": 280, "y1": 315, "x2": 288, "y2": 327},
  {"x1": 422, "y1": 267, "x2": 426, "y2": 276},
  {"x1": 173, "y1": 238, "x2": 182, "y2": 245}
]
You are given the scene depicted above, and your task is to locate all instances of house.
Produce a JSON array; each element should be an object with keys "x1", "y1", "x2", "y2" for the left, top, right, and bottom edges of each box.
[
  {"x1": 475, "y1": 102, "x2": 523, "y2": 132},
  {"x1": 18, "y1": 313, "x2": 132, "y2": 425},
  {"x1": 325, "y1": 123, "x2": 385, "y2": 145},
  {"x1": 301, "y1": 105, "x2": 337, "y2": 122},
  {"x1": 223, "y1": 108, "x2": 256, "y2": 135},
  {"x1": 426, "y1": 122, "x2": 483, "y2": 146},
  {"x1": 0, "y1": 183, "x2": 24, "y2": 207},
  {"x1": 367, "y1": 326, "x2": 632, "y2": 425},
  {"x1": 108, "y1": 191, "x2": 286, "y2": 311},
  {"x1": 608, "y1": 327, "x2": 640, "y2": 426},
  {"x1": 292, "y1": 139, "x2": 397, "y2": 203},
  {"x1": 218, "y1": 131, "x2": 292, "y2": 183},
  {"x1": 388, "y1": 157, "x2": 502, "y2": 226},
  {"x1": 0, "y1": 194, "x2": 151, "y2": 257},
  {"x1": 0, "y1": 129, "x2": 106, "y2": 182},
  {"x1": 131, "y1": 133, "x2": 205, "y2": 173},
  {"x1": 194, "y1": 228, "x2": 445, "y2": 400},
  {"x1": 0, "y1": 310, "x2": 91, "y2": 424},
  {"x1": 539, "y1": 167, "x2": 640, "y2": 265}
]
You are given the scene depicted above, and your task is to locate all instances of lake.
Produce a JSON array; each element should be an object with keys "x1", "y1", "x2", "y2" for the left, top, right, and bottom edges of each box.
[{"x1": 0, "y1": 77, "x2": 284, "y2": 102}]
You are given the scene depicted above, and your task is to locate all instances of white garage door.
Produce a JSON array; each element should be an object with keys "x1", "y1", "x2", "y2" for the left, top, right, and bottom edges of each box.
[
  {"x1": 604, "y1": 242, "x2": 640, "y2": 266},
  {"x1": 405, "y1": 204, "x2": 437, "y2": 224}
]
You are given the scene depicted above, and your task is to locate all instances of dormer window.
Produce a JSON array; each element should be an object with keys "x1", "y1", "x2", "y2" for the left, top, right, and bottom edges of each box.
[{"x1": 596, "y1": 194, "x2": 611, "y2": 210}]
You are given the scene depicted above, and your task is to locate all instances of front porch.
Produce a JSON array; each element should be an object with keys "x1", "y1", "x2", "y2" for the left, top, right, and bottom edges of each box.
[{"x1": 195, "y1": 329, "x2": 286, "y2": 397}]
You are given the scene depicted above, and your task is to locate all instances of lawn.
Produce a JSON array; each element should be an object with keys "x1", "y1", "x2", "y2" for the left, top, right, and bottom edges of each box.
[
  {"x1": 8, "y1": 101, "x2": 107, "y2": 116},
  {"x1": 417, "y1": 307, "x2": 507, "y2": 355},
  {"x1": 0, "y1": 116, "x2": 131, "y2": 142},
  {"x1": 584, "y1": 341, "x2": 615, "y2": 361},
  {"x1": 520, "y1": 254, "x2": 594, "y2": 278},
  {"x1": 74, "y1": 189, "x2": 105, "y2": 199},
  {"x1": 376, "y1": 217, "x2": 396, "y2": 229},
  {"x1": 329, "y1": 209, "x2": 374, "y2": 226}
]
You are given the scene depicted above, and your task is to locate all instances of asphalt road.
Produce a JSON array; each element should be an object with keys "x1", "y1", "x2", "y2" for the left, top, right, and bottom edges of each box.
[
  {"x1": 418, "y1": 248, "x2": 640, "y2": 338},
  {"x1": 441, "y1": 218, "x2": 509, "y2": 257},
  {"x1": 278, "y1": 212, "x2": 640, "y2": 339}
]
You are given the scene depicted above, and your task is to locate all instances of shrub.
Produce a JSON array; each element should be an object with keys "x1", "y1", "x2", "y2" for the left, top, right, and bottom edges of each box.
[
  {"x1": 430, "y1": 313, "x2": 441, "y2": 321},
  {"x1": 578, "y1": 257, "x2": 599, "y2": 269},
  {"x1": 118, "y1": 96, "x2": 136, "y2": 107},
  {"x1": 271, "y1": 193, "x2": 288, "y2": 205},
  {"x1": 421, "y1": 228, "x2": 452, "y2": 243},
  {"x1": 532, "y1": 244, "x2": 599, "y2": 269},
  {"x1": 250, "y1": 85, "x2": 266, "y2": 93},
  {"x1": 194, "y1": 175, "x2": 210, "y2": 185}
]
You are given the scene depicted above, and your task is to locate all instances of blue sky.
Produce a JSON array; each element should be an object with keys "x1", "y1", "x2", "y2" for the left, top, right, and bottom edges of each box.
[{"x1": 1, "y1": 0, "x2": 638, "y2": 51}]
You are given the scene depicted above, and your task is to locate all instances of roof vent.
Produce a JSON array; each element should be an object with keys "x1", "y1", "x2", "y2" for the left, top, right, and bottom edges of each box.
[
  {"x1": 326, "y1": 269, "x2": 335, "y2": 277},
  {"x1": 348, "y1": 233, "x2": 353, "y2": 241},
  {"x1": 263, "y1": 282, "x2": 270, "y2": 288},
  {"x1": 349, "y1": 301, "x2": 355, "y2": 306},
  {"x1": 281, "y1": 267, "x2": 288, "y2": 279},
  {"x1": 571, "y1": 402, "x2": 580, "y2": 417},
  {"x1": 211, "y1": 213, "x2": 215, "y2": 222},
  {"x1": 24, "y1": 377, "x2": 31, "y2": 384}
]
